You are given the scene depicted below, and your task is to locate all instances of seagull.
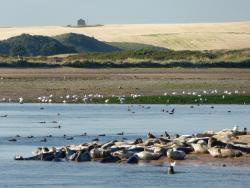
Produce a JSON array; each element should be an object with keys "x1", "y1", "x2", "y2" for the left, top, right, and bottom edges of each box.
[
  {"x1": 19, "y1": 97, "x2": 24, "y2": 104},
  {"x1": 232, "y1": 125, "x2": 239, "y2": 132},
  {"x1": 168, "y1": 161, "x2": 176, "y2": 174}
]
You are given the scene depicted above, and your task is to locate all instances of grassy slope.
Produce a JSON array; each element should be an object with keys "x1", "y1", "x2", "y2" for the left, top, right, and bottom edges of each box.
[
  {"x1": 54, "y1": 33, "x2": 120, "y2": 53},
  {"x1": 108, "y1": 42, "x2": 168, "y2": 51},
  {"x1": 1, "y1": 48, "x2": 249, "y2": 68},
  {"x1": 0, "y1": 34, "x2": 76, "y2": 56}
]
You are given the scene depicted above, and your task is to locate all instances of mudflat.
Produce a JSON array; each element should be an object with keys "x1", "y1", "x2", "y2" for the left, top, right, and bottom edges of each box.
[{"x1": 0, "y1": 68, "x2": 250, "y2": 100}]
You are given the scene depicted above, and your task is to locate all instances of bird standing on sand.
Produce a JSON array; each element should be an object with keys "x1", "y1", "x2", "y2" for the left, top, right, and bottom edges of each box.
[
  {"x1": 232, "y1": 125, "x2": 239, "y2": 132},
  {"x1": 19, "y1": 97, "x2": 24, "y2": 104}
]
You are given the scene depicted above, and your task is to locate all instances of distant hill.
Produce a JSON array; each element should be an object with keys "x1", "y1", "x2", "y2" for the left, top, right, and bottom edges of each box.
[
  {"x1": 0, "y1": 34, "x2": 76, "y2": 56},
  {"x1": 54, "y1": 33, "x2": 120, "y2": 53},
  {"x1": 0, "y1": 33, "x2": 120, "y2": 56}
]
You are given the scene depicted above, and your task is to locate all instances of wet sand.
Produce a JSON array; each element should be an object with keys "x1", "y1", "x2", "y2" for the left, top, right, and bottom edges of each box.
[
  {"x1": 1, "y1": 68, "x2": 250, "y2": 100},
  {"x1": 149, "y1": 154, "x2": 250, "y2": 167}
]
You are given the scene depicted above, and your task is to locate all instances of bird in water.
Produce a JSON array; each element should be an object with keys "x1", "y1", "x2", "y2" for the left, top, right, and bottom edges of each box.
[
  {"x1": 98, "y1": 134, "x2": 106, "y2": 137},
  {"x1": 169, "y1": 108, "x2": 175, "y2": 115},
  {"x1": 167, "y1": 161, "x2": 176, "y2": 175},
  {"x1": 117, "y1": 132, "x2": 124, "y2": 136},
  {"x1": 40, "y1": 138, "x2": 47, "y2": 142}
]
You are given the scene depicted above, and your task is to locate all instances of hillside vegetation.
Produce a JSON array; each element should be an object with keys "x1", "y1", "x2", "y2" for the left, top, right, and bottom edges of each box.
[
  {"x1": 1, "y1": 48, "x2": 250, "y2": 68},
  {"x1": 108, "y1": 42, "x2": 168, "y2": 51},
  {"x1": 0, "y1": 32, "x2": 250, "y2": 68},
  {"x1": 0, "y1": 33, "x2": 120, "y2": 56},
  {"x1": 54, "y1": 33, "x2": 119, "y2": 53},
  {"x1": 0, "y1": 34, "x2": 76, "y2": 56}
]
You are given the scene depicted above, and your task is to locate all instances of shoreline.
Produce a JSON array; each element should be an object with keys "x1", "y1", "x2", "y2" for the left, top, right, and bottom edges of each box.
[
  {"x1": 14, "y1": 131, "x2": 250, "y2": 167},
  {"x1": 148, "y1": 154, "x2": 250, "y2": 167},
  {"x1": 2, "y1": 95, "x2": 250, "y2": 105}
]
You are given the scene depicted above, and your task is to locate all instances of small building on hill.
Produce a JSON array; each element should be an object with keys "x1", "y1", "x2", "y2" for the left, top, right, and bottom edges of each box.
[
  {"x1": 77, "y1": 19, "x2": 86, "y2": 27},
  {"x1": 52, "y1": 57, "x2": 64, "y2": 63}
]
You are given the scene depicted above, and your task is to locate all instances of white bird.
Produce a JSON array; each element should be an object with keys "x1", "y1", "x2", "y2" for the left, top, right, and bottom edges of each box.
[
  {"x1": 19, "y1": 97, "x2": 23, "y2": 104},
  {"x1": 170, "y1": 161, "x2": 176, "y2": 167},
  {"x1": 82, "y1": 97, "x2": 88, "y2": 103},
  {"x1": 232, "y1": 125, "x2": 239, "y2": 132},
  {"x1": 119, "y1": 97, "x2": 125, "y2": 104}
]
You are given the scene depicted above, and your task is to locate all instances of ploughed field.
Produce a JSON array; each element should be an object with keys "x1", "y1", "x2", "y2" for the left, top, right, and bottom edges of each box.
[
  {"x1": 0, "y1": 68, "x2": 250, "y2": 103},
  {"x1": 0, "y1": 21, "x2": 250, "y2": 50}
]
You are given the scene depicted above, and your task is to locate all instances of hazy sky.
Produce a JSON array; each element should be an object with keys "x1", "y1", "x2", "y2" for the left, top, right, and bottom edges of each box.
[{"x1": 0, "y1": 0, "x2": 250, "y2": 26}]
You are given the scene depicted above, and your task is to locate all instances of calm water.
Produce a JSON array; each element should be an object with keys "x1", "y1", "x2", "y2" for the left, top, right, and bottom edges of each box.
[{"x1": 0, "y1": 104, "x2": 250, "y2": 188}]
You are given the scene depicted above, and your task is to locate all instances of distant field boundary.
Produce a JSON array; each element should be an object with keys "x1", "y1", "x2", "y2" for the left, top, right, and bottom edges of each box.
[{"x1": 1, "y1": 60, "x2": 250, "y2": 69}]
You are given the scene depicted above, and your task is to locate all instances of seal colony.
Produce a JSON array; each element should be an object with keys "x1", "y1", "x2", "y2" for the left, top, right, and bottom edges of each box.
[{"x1": 15, "y1": 127, "x2": 249, "y2": 170}]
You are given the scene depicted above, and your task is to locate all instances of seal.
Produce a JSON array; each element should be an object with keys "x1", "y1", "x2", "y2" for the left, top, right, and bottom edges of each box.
[{"x1": 167, "y1": 149, "x2": 186, "y2": 160}]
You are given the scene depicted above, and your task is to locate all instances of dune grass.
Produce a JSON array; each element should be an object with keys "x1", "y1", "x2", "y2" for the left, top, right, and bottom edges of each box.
[{"x1": 1, "y1": 49, "x2": 250, "y2": 68}]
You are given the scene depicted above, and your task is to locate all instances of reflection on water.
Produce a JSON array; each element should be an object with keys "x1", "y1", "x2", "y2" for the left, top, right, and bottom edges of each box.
[{"x1": 0, "y1": 104, "x2": 250, "y2": 187}]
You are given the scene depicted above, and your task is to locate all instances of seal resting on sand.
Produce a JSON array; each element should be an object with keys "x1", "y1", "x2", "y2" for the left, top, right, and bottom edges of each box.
[
  {"x1": 208, "y1": 148, "x2": 242, "y2": 158},
  {"x1": 135, "y1": 151, "x2": 160, "y2": 161},
  {"x1": 167, "y1": 149, "x2": 186, "y2": 160},
  {"x1": 75, "y1": 150, "x2": 91, "y2": 162},
  {"x1": 191, "y1": 143, "x2": 208, "y2": 154},
  {"x1": 127, "y1": 155, "x2": 139, "y2": 164}
]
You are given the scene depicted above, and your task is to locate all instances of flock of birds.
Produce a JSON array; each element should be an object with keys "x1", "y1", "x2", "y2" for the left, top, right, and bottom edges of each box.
[
  {"x1": 2, "y1": 102, "x2": 234, "y2": 145},
  {"x1": 0, "y1": 89, "x2": 246, "y2": 104},
  {"x1": 3, "y1": 103, "x2": 178, "y2": 143}
]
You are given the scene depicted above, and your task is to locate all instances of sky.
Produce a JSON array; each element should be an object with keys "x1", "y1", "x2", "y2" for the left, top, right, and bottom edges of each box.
[{"x1": 0, "y1": 0, "x2": 250, "y2": 26}]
